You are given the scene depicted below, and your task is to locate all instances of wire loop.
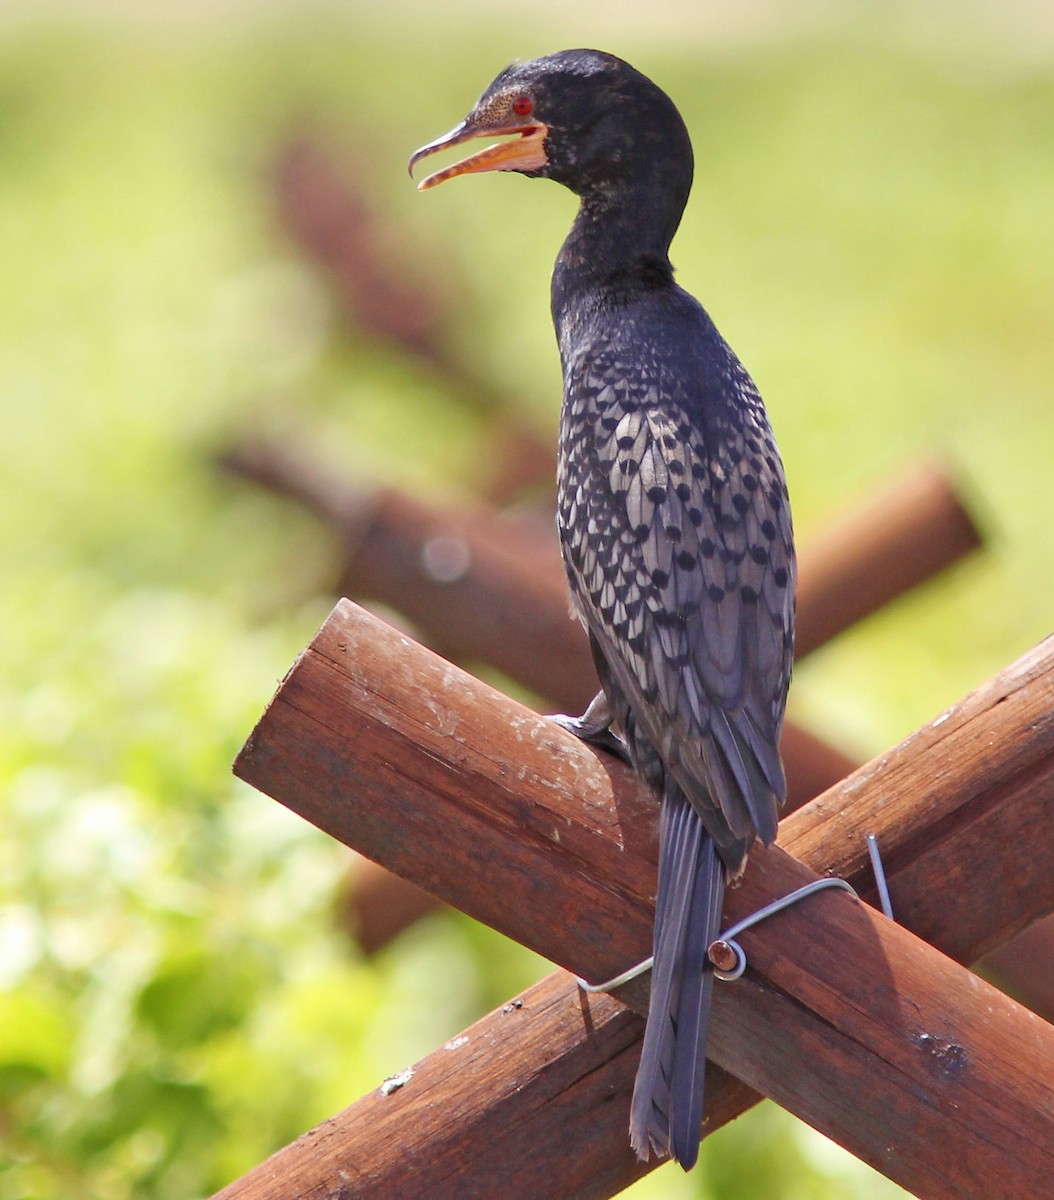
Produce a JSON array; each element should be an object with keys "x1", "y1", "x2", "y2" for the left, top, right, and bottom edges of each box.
[
  {"x1": 576, "y1": 876, "x2": 859, "y2": 993},
  {"x1": 709, "y1": 877, "x2": 859, "y2": 981}
]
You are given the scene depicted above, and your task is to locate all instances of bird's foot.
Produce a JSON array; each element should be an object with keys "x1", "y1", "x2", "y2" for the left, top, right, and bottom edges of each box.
[
  {"x1": 548, "y1": 692, "x2": 631, "y2": 765},
  {"x1": 548, "y1": 713, "x2": 631, "y2": 762}
]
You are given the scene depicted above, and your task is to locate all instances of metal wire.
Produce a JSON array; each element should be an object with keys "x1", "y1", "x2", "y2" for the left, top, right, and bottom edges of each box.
[
  {"x1": 867, "y1": 833, "x2": 895, "y2": 920},
  {"x1": 575, "y1": 875, "x2": 860, "y2": 993},
  {"x1": 709, "y1": 877, "x2": 859, "y2": 981}
]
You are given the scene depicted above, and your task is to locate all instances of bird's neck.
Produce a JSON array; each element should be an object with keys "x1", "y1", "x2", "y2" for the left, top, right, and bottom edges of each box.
[{"x1": 550, "y1": 182, "x2": 684, "y2": 342}]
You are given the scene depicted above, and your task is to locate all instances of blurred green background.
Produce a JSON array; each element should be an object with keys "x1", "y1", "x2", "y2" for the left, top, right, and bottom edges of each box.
[{"x1": 1, "y1": 2, "x2": 1051, "y2": 1197}]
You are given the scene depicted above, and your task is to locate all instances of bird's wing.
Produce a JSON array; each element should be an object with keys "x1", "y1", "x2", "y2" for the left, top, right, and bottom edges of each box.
[{"x1": 559, "y1": 355, "x2": 794, "y2": 848}]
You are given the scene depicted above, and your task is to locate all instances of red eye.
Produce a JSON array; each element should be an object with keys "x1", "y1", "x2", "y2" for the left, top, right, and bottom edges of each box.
[{"x1": 511, "y1": 95, "x2": 534, "y2": 116}]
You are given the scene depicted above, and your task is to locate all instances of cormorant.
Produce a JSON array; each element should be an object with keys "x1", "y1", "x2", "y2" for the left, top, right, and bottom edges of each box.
[{"x1": 410, "y1": 49, "x2": 795, "y2": 1171}]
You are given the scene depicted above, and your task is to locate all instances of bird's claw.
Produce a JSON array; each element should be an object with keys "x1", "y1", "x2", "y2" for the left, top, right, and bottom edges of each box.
[{"x1": 547, "y1": 712, "x2": 632, "y2": 765}]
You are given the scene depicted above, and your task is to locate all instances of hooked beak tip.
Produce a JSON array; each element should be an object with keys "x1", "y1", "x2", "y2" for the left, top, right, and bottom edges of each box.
[{"x1": 408, "y1": 121, "x2": 469, "y2": 183}]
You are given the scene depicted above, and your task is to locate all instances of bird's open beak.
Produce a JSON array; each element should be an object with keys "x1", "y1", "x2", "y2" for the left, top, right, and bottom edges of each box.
[{"x1": 408, "y1": 118, "x2": 549, "y2": 190}]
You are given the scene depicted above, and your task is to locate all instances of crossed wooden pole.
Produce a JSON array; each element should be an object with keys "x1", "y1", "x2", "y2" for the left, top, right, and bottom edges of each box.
[
  {"x1": 219, "y1": 598, "x2": 1054, "y2": 1200},
  {"x1": 223, "y1": 437, "x2": 1052, "y2": 1000},
  {"x1": 213, "y1": 453, "x2": 1054, "y2": 1199}
]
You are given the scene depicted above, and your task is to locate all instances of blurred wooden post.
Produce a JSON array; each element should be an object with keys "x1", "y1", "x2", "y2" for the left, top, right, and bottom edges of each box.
[
  {"x1": 274, "y1": 139, "x2": 446, "y2": 365},
  {"x1": 216, "y1": 603, "x2": 1054, "y2": 1200},
  {"x1": 222, "y1": 439, "x2": 985, "y2": 936},
  {"x1": 794, "y1": 462, "x2": 983, "y2": 656},
  {"x1": 273, "y1": 139, "x2": 555, "y2": 501},
  {"x1": 221, "y1": 435, "x2": 595, "y2": 709},
  {"x1": 224, "y1": 442, "x2": 981, "y2": 716}
]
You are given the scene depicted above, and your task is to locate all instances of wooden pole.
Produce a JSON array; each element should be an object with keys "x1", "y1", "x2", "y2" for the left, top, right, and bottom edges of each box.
[
  {"x1": 982, "y1": 920, "x2": 1054, "y2": 1022},
  {"x1": 274, "y1": 138, "x2": 447, "y2": 365},
  {"x1": 222, "y1": 601, "x2": 1054, "y2": 1199},
  {"x1": 237, "y1": 600, "x2": 1054, "y2": 978},
  {"x1": 223, "y1": 442, "x2": 981, "y2": 714},
  {"x1": 212, "y1": 971, "x2": 663, "y2": 1200},
  {"x1": 273, "y1": 139, "x2": 556, "y2": 501},
  {"x1": 221, "y1": 435, "x2": 594, "y2": 709},
  {"x1": 794, "y1": 461, "x2": 983, "y2": 656}
]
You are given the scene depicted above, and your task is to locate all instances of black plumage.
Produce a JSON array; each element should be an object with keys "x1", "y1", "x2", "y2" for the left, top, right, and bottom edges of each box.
[{"x1": 410, "y1": 49, "x2": 795, "y2": 1171}]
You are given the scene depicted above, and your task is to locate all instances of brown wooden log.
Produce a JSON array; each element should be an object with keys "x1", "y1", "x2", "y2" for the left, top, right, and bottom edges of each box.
[
  {"x1": 340, "y1": 858, "x2": 437, "y2": 956},
  {"x1": 221, "y1": 435, "x2": 596, "y2": 709},
  {"x1": 341, "y1": 717, "x2": 858, "y2": 954},
  {"x1": 224, "y1": 601, "x2": 1054, "y2": 1199},
  {"x1": 273, "y1": 139, "x2": 555, "y2": 502},
  {"x1": 982, "y1": 918, "x2": 1054, "y2": 1023},
  {"x1": 223, "y1": 442, "x2": 980, "y2": 716},
  {"x1": 238, "y1": 600, "x2": 1054, "y2": 980},
  {"x1": 211, "y1": 971, "x2": 660, "y2": 1200},
  {"x1": 274, "y1": 138, "x2": 447, "y2": 363},
  {"x1": 794, "y1": 461, "x2": 982, "y2": 656}
]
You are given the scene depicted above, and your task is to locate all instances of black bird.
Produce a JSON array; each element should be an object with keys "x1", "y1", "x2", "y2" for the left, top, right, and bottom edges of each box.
[{"x1": 410, "y1": 49, "x2": 795, "y2": 1171}]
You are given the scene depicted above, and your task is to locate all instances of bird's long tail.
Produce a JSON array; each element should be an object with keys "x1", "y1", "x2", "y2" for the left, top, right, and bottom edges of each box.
[{"x1": 628, "y1": 784, "x2": 724, "y2": 1171}]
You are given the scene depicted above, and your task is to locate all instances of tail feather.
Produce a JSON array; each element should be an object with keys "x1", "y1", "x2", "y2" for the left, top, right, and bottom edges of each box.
[{"x1": 629, "y1": 785, "x2": 725, "y2": 1170}]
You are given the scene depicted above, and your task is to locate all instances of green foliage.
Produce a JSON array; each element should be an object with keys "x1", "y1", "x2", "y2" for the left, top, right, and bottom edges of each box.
[{"x1": 0, "y1": 8, "x2": 1050, "y2": 1199}]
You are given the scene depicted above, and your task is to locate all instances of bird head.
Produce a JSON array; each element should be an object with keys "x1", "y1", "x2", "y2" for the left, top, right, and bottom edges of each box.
[{"x1": 408, "y1": 49, "x2": 692, "y2": 201}]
